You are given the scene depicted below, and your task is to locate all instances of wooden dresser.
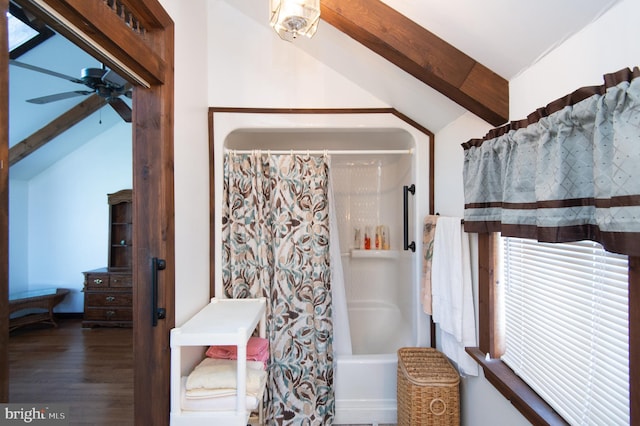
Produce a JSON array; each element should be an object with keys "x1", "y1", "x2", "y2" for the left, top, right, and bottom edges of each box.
[{"x1": 82, "y1": 189, "x2": 133, "y2": 328}]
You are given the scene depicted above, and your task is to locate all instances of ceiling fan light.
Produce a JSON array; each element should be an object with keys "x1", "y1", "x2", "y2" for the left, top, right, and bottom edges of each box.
[{"x1": 270, "y1": 0, "x2": 320, "y2": 41}]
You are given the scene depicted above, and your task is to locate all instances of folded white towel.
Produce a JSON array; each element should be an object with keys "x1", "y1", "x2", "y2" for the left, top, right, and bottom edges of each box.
[
  {"x1": 431, "y1": 216, "x2": 478, "y2": 376},
  {"x1": 185, "y1": 358, "x2": 267, "y2": 392},
  {"x1": 185, "y1": 371, "x2": 267, "y2": 400},
  {"x1": 180, "y1": 377, "x2": 264, "y2": 412}
]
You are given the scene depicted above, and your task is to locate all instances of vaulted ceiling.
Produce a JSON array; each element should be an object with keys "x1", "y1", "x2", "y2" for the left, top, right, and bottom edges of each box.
[
  {"x1": 9, "y1": 30, "x2": 131, "y2": 179},
  {"x1": 9, "y1": 0, "x2": 622, "y2": 178}
]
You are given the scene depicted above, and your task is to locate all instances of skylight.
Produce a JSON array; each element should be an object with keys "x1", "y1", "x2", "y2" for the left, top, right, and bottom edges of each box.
[
  {"x1": 8, "y1": 11, "x2": 37, "y2": 51},
  {"x1": 7, "y1": 2, "x2": 53, "y2": 59}
]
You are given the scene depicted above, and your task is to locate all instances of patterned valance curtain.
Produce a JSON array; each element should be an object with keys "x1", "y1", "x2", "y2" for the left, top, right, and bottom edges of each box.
[{"x1": 462, "y1": 67, "x2": 640, "y2": 256}]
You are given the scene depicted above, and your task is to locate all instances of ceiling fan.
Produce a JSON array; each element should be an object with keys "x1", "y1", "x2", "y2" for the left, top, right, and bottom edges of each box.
[{"x1": 10, "y1": 59, "x2": 133, "y2": 123}]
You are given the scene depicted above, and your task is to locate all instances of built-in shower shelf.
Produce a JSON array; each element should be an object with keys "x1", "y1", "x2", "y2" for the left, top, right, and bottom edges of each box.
[{"x1": 350, "y1": 249, "x2": 399, "y2": 259}]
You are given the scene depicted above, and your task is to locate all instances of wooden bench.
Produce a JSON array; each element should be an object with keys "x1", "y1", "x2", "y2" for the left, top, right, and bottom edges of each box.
[{"x1": 9, "y1": 288, "x2": 70, "y2": 332}]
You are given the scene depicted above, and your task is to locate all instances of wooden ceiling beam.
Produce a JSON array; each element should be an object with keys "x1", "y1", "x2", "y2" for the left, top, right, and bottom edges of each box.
[
  {"x1": 320, "y1": 0, "x2": 509, "y2": 126},
  {"x1": 9, "y1": 94, "x2": 106, "y2": 166},
  {"x1": 16, "y1": 0, "x2": 167, "y2": 86}
]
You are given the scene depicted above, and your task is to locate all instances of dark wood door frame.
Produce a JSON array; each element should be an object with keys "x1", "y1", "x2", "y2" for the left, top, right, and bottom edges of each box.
[
  {"x1": 0, "y1": 0, "x2": 9, "y2": 405},
  {"x1": 0, "y1": 1, "x2": 175, "y2": 425}
]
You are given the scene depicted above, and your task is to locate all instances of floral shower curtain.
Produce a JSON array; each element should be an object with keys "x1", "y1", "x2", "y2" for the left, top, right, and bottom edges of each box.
[{"x1": 221, "y1": 151, "x2": 334, "y2": 425}]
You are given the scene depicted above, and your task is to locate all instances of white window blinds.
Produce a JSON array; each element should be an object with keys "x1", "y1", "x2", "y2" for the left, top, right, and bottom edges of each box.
[{"x1": 500, "y1": 238, "x2": 629, "y2": 426}]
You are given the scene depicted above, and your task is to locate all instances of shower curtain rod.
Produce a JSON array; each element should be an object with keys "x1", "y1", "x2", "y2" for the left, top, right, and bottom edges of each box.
[{"x1": 226, "y1": 148, "x2": 413, "y2": 155}]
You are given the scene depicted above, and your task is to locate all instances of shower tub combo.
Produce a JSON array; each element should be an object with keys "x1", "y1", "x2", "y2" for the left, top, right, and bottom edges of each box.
[{"x1": 211, "y1": 111, "x2": 431, "y2": 425}]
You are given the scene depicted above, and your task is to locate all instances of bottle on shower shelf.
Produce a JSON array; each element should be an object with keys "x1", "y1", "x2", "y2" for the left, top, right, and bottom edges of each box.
[
  {"x1": 354, "y1": 227, "x2": 362, "y2": 250},
  {"x1": 382, "y1": 225, "x2": 390, "y2": 250},
  {"x1": 364, "y1": 226, "x2": 372, "y2": 250}
]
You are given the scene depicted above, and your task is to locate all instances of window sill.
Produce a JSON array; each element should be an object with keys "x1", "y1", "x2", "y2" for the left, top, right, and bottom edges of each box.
[{"x1": 465, "y1": 347, "x2": 569, "y2": 426}]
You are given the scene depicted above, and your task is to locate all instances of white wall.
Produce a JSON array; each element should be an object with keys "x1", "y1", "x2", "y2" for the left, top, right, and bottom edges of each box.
[
  {"x1": 206, "y1": 1, "x2": 386, "y2": 109},
  {"x1": 435, "y1": 0, "x2": 640, "y2": 424},
  {"x1": 9, "y1": 180, "x2": 28, "y2": 294},
  {"x1": 510, "y1": 0, "x2": 640, "y2": 118},
  {"x1": 9, "y1": 121, "x2": 132, "y2": 312},
  {"x1": 157, "y1": 0, "x2": 211, "y2": 327}
]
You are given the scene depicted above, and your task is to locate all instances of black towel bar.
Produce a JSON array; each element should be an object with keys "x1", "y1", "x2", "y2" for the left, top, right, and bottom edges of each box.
[{"x1": 435, "y1": 212, "x2": 465, "y2": 224}]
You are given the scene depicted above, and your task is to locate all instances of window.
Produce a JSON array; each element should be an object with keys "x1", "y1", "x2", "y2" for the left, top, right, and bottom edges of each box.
[
  {"x1": 499, "y1": 238, "x2": 629, "y2": 425},
  {"x1": 469, "y1": 233, "x2": 638, "y2": 425},
  {"x1": 7, "y1": 2, "x2": 53, "y2": 59}
]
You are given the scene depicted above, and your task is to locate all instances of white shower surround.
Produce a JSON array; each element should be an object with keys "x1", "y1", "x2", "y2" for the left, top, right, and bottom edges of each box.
[{"x1": 211, "y1": 111, "x2": 431, "y2": 424}]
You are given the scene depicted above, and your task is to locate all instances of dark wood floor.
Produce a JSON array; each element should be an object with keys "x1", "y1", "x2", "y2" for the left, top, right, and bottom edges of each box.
[{"x1": 8, "y1": 318, "x2": 133, "y2": 425}]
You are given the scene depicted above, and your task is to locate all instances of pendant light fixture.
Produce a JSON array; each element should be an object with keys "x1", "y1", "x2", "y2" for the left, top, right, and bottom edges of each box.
[{"x1": 270, "y1": 0, "x2": 321, "y2": 42}]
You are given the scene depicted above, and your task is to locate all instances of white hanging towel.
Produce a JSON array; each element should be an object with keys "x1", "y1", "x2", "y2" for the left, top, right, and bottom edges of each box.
[{"x1": 431, "y1": 216, "x2": 478, "y2": 376}]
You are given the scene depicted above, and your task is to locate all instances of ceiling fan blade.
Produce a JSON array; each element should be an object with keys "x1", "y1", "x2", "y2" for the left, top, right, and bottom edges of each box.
[
  {"x1": 26, "y1": 91, "x2": 93, "y2": 104},
  {"x1": 10, "y1": 59, "x2": 85, "y2": 84},
  {"x1": 108, "y1": 97, "x2": 132, "y2": 123}
]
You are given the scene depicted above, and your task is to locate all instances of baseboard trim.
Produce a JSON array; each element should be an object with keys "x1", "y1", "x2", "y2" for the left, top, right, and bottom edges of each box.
[{"x1": 55, "y1": 312, "x2": 84, "y2": 320}]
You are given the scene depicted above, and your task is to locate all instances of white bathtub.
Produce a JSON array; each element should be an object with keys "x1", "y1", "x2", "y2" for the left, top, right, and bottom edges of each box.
[
  {"x1": 334, "y1": 300, "x2": 414, "y2": 425},
  {"x1": 334, "y1": 353, "x2": 399, "y2": 424}
]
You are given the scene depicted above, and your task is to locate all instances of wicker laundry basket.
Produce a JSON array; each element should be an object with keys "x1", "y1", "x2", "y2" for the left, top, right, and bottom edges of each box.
[{"x1": 397, "y1": 347, "x2": 460, "y2": 425}]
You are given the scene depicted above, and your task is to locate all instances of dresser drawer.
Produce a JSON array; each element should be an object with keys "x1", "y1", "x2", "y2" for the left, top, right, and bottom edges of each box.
[
  {"x1": 109, "y1": 274, "x2": 132, "y2": 288},
  {"x1": 85, "y1": 292, "x2": 132, "y2": 308},
  {"x1": 85, "y1": 273, "x2": 110, "y2": 289},
  {"x1": 84, "y1": 307, "x2": 132, "y2": 322},
  {"x1": 84, "y1": 272, "x2": 131, "y2": 289}
]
